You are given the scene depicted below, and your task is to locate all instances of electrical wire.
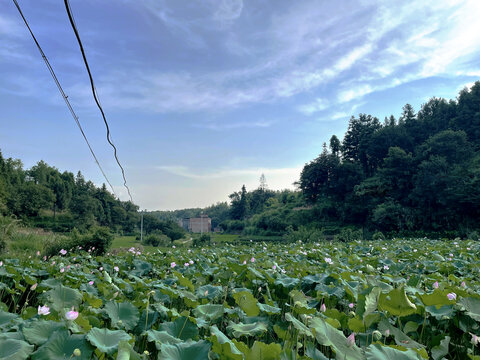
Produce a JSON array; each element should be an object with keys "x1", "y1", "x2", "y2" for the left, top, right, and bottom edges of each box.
[
  {"x1": 64, "y1": 0, "x2": 133, "y2": 203},
  {"x1": 12, "y1": 0, "x2": 118, "y2": 198}
]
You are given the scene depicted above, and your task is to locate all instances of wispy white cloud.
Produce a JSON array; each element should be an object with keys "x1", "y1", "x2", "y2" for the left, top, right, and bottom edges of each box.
[
  {"x1": 298, "y1": 98, "x2": 329, "y2": 115},
  {"x1": 199, "y1": 119, "x2": 274, "y2": 131},
  {"x1": 213, "y1": 0, "x2": 243, "y2": 24},
  {"x1": 337, "y1": 85, "x2": 373, "y2": 103},
  {"x1": 334, "y1": 0, "x2": 480, "y2": 103}
]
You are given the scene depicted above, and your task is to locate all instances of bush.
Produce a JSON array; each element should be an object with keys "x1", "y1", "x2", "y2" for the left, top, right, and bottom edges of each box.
[
  {"x1": 44, "y1": 227, "x2": 113, "y2": 257},
  {"x1": 220, "y1": 220, "x2": 245, "y2": 233},
  {"x1": 143, "y1": 231, "x2": 171, "y2": 247},
  {"x1": 334, "y1": 228, "x2": 363, "y2": 242},
  {"x1": 283, "y1": 225, "x2": 323, "y2": 243},
  {"x1": 467, "y1": 231, "x2": 479, "y2": 241},
  {"x1": 372, "y1": 231, "x2": 386, "y2": 241},
  {"x1": 83, "y1": 227, "x2": 113, "y2": 255},
  {"x1": 193, "y1": 233, "x2": 211, "y2": 247}
]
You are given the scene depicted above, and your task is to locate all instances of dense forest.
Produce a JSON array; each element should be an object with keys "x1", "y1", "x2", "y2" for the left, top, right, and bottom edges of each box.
[
  {"x1": 154, "y1": 81, "x2": 480, "y2": 239},
  {"x1": 0, "y1": 156, "x2": 139, "y2": 233}
]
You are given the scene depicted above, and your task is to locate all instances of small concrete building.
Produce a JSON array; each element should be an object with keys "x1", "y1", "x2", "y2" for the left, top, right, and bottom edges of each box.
[{"x1": 178, "y1": 215, "x2": 211, "y2": 233}]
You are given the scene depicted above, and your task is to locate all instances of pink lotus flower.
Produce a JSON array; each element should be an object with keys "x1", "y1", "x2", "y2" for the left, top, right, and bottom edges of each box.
[
  {"x1": 170, "y1": 262, "x2": 176, "y2": 268},
  {"x1": 184, "y1": 262, "x2": 189, "y2": 267},
  {"x1": 60, "y1": 268, "x2": 65, "y2": 273},
  {"x1": 189, "y1": 260, "x2": 194, "y2": 264},
  {"x1": 114, "y1": 266, "x2": 119, "y2": 272},
  {"x1": 461, "y1": 281, "x2": 466, "y2": 288},
  {"x1": 320, "y1": 303, "x2": 326, "y2": 312},
  {"x1": 471, "y1": 333, "x2": 479, "y2": 346},
  {"x1": 59, "y1": 249, "x2": 67, "y2": 255},
  {"x1": 383, "y1": 265, "x2": 389, "y2": 270},
  {"x1": 272, "y1": 265, "x2": 277, "y2": 270},
  {"x1": 99, "y1": 267, "x2": 103, "y2": 271},
  {"x1": 348, "y1": 303, "x2": 354, "y2": 309},
  {"x1": 38, "y1": 305, "x2": 50, "y2": 316},
  {"x1": 433, "y1": 281, "x2": 439, "y2": 289},
  {"x1": 347, "y1": 333, "x2": 355, "y2": 347},
  {"x1": 30, "y1": 283, "x2": 38, "y2": 291},
  {"x1": 251, "y1": 257, "x2": 255, "y2": 263},
  {"x1": 447, "y1": 292, "x2": 457, "y2": 301},
  {"x1": 88, "y1": 281, "x2": 94, "y2": 285},
  {"x1": 36, "y1": 251, "x2": 40, "y2": 256},
  {"x1": 242, "y1": 260, "x2": 247, "y2": 265},
  {"x1": 0, "y1": 261, "x2": 3, "y2": 267},
  {"x1": 65, "y1": 307, "x2": 79, "y2": 320}
]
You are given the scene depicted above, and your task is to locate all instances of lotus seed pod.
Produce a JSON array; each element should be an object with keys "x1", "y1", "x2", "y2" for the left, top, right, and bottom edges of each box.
[
  {"x1": 144, "y1": 350, "x2": 150, "y2": 355},
  {"x1": 73, "y1": 349, "x2": 81, "y2": 357},
  {"x1": 372, "y1": 330, "x2": 382, "y2": 341}
]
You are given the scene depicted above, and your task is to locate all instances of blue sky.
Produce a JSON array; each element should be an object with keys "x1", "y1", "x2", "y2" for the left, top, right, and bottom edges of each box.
[{"x1": 1, "y1": 0, "x2": 479, "y2": 210}]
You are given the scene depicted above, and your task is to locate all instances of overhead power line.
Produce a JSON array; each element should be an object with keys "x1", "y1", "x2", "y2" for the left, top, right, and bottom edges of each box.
[
  {"x1": 12, "y1": 0, "x2": 117, "y2": 197},
  {"x1": 64, "y1": 0, "x2": 133, "y2": 203}
]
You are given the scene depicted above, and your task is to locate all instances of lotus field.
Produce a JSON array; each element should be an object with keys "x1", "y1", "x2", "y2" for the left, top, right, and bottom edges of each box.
[{"x1": 0, "y1": 239, "x2": 479, "y2": 359}]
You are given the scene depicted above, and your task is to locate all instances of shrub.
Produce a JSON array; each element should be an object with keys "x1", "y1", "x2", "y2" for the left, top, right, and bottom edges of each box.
[
  {"x1": 467, "y1": 231, "x2": 479, "y2": 241},
  {"x1": 193, "y1": 233, "x2": 211, "y2": 247},
  {"x1": 83, "y1": 227, "x2": 113, "y2": 255},
  {"x1": 283, "y1": 225, "x2": 323, "y2": 243},
  {"x1": 143, "y1": 232, "x2": 171, "y2": 247},
  {"x1": 334, "y1": 228, "x2": 363, "y2": 242},
  {"x1": 44, "y1": 227, "x2": 113, "y2": 257},
  {"x1": 372, "y1": 231, "x2": 386, "y2": 241}
]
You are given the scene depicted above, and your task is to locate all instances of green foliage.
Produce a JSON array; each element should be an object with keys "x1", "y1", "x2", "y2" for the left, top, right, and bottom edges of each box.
[
  {"x1": 0, "y1": 239, "x2": 478, "y2": 359},
  {"x1": 81, "y1": 227, "x2": 113, "y2": 255},
  {"x1": 44, "y1": 227, "x2": 113, "y2": 257},
  {"x1": 295, "y1": 82, "x2": 480, "y2": 235},
  {"x1": 193, "y1": 233, "x2": 211, "y2": 247},
  {"x1": 334, "y1": 227, "x2": 363, "y2": 242},
  {"x1": 0, "y1": 215, "x2": 18, "y2": 254},
  {"x1": 372, "y1": 231, "x2": 385, "y2": 240},
  {"x1": 143, "y1": 231, "x2": 171, "y2": 247},
  {"x1": 0, "y1": 151, "x2": 139, "y2": 234}
]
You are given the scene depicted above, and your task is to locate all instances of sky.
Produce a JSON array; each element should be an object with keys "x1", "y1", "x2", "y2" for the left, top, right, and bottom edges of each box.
[{"x1": 1, "y1": 0, "x2": 480, "y2": 210}]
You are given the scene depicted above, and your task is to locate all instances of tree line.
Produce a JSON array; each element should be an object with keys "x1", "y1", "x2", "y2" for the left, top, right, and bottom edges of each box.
[
  {"x1": 153, "y1": 81, "x2": 480, "y2": 239},
  {"x1": 3, "y1": 81, "x2": 479, "y2": 239},
  {"x1": 297, "y1": 81, "x2": 480, "y2": 237},
  {"x1": 0, "y1": 156, "x2": 139, "y2": 233}
]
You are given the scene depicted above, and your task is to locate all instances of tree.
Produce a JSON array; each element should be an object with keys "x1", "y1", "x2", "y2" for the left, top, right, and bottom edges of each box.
[
  {"x1": 453, "y1": 81, "x2": 480, "y2": 145},
  {"x1": 329, "y1": 135, "x2": 341, "y2": 157},
  {"x1": 229, "y1": 185, "x2": 248, "y2": 219},
  {"x1": 299, "y1": 146, "x2": 339, "y2": 203},
  {"x1": 341, "y1": 114, "x2": 381, "y2": 175},
  {"x1": 259, "y1": 174, "x2": 267, "y2": 191}
]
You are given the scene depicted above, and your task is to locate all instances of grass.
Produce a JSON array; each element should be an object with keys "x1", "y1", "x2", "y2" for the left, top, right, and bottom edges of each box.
[
  {"x1": 211, "y1": 233, "x2": 240, "y2": 243},
  {"x1": 5, "y1": 228, "x2": 65, "y2": 258},
  {"x1": 111, "y1": 235, "x2": 159, "y2": 253}
]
